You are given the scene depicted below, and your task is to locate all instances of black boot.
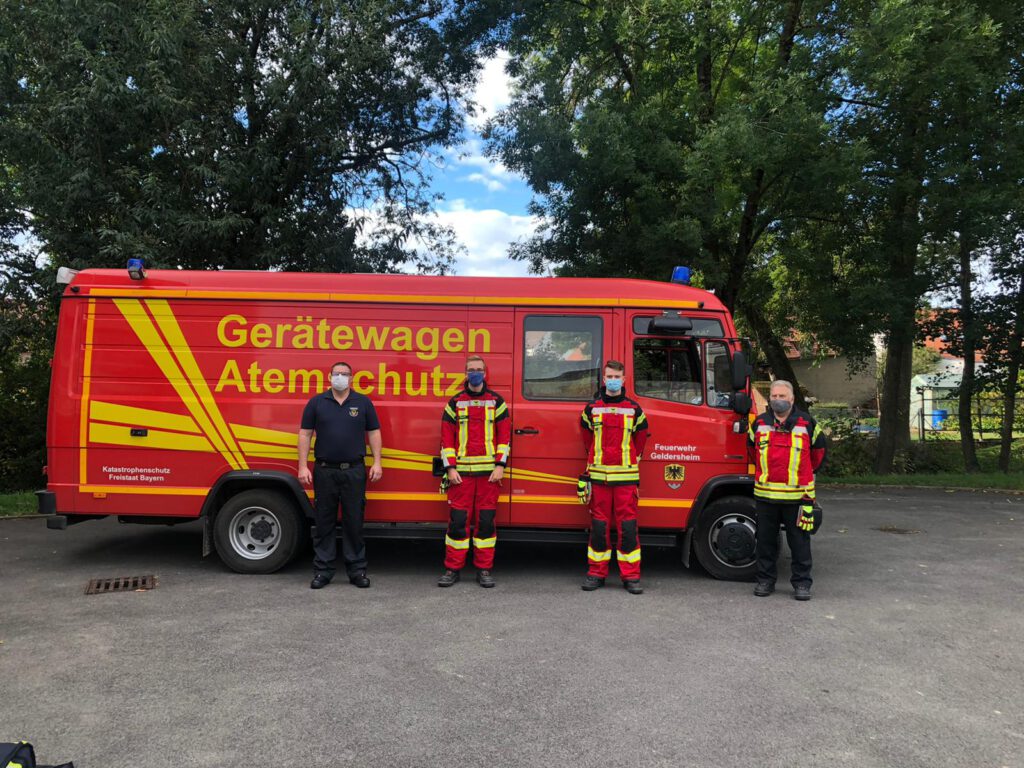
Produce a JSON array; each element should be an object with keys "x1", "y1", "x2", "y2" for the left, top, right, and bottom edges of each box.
[
  {"x1": 581, "y1": 575, "x2": 605, "y2": 591},
  {"x1": 438, "y1": 569, "x2": 460, "y2": 587}
]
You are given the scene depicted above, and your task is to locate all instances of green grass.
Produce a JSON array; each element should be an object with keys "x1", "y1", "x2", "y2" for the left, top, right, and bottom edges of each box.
[
  {"x1": 820, "y1": 472, "x2": 1024, "y2": 491},
  {"x1": 0, "y1": 492, "x2": 38, "y2": 517}
]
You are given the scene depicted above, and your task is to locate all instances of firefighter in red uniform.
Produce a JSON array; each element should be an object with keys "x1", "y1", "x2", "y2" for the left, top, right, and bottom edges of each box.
[
  {"x1": 437, "y1": 355, "x2": 511, "y2": 588},
  {"x1": 747, "y1": 380, "x2": 827, "y2": 600},
  {"x1": 579, "y1": 360, "x2": 650, "y2": 594}
]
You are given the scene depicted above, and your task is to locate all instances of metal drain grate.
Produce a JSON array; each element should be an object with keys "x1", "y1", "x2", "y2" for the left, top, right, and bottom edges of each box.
[{"x1": 85, "y1": 575, "x2": 157, "y2": 594}]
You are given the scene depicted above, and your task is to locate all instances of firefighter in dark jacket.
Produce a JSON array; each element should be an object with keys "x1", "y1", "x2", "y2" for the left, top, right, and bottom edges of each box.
[
  {"x1": 579, "y1": 360, "x2": 650, "y2": 595},
  {"x1": 747, "y1": 380, "x2": 826, "y2": 600},
  {"x1": 437, "y1": 356, "x2": 511, "y2": 588}
]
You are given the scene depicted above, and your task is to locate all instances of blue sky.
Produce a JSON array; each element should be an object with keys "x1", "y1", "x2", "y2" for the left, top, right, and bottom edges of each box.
[{"x1": 426, "y1": 52, "x2": 540, "y2": 277}]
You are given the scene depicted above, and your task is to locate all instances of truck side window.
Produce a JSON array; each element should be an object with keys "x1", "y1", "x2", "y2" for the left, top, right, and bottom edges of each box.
[
  {"x1": 523, "y1": 316, "x2": 603, "y2": 400},
  {"x1": 705, "y1": 341, "x2": 732, "y2": 408},
  {"x1": 633, "y1": 338, "x2": 703, "y2": 405}
]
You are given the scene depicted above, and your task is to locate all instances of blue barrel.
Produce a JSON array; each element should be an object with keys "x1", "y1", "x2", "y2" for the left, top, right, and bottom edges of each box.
[{"x1": 931, "y1": 409, "x2": 948, "y2": 429}]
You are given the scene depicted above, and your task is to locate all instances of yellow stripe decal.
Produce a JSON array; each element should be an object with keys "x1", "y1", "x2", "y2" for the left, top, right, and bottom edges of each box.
[
  {"x1": 90, "y1": 400, "x2": 200, "y2": 434},
  {"x1": 507, "y1": 495, "x2": 692, "y2": 508},
  {"x1": 89, "y1": 287, "x2": 704, "y2": 310},
  {"x1": 237, "y1": 443, "x2": 299, "y2": 460},
  {"x1": 81, "y1": 485, "x2": 208, "y2": 496},
  {"x1": 89, "y1": 422, "x2": 214, "y2": 453},
  {"x1": 366, "y1": 491, "x2": 452, "y2": 502},
  {"x1": 229, "y1": 422, "x2": 299, "y2": 445},
  {"x1": 79, "y1": 299, "x2": 96, "y2": 484},
  {"x1": 145, "y1": 299, "x2": 249, "y2": 470},
  {"x1": 112, "y1": 299, "x2": 241, "y2": 470}
]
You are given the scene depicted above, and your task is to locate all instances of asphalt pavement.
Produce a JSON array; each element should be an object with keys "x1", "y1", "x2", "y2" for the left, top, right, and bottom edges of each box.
[{"x1": 1, "y1": 488, "x2": 1022, "y2": 768}]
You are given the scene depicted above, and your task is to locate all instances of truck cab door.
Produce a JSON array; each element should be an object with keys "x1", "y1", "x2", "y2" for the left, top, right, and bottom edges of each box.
[{"x1": 509, "y1": 310, "x2": 614, "y2": 527}]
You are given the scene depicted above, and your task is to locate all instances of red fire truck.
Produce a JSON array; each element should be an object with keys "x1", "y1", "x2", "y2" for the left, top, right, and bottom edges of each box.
[{"x1": 37, "y1": 266, "x2": 758, "y2": 579}]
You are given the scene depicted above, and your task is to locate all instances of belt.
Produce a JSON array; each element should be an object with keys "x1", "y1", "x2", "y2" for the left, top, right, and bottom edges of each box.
[{"x1": 316, "y1": 460, "x2": 360, "y2": 469}]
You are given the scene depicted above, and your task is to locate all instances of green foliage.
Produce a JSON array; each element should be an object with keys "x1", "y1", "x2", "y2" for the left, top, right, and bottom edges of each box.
[
  {"x1": 488, "y1": 0, "x2": 1023, "y2": 474},
  {"x1": 0, "y1": 492, "x2": 37, "y2": 517},
  {"x1": 0, "y1": 254, "x2": 57, "y2": 491},
  {"x1": 0, "y1": 0, "x2": 507, "y2": 490},
  {"x1": 0, "y1": 0, "x2": 502, "y2": 274},
  {"x1": 488, "y1": 0, "x2": 838, "y2": 293},
  {"x1": 818, "y1": 416, "x2": 875, "y2": 478}
]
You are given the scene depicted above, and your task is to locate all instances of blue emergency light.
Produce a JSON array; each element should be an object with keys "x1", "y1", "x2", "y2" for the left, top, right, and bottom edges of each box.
[
  {"x1": 127, "y1": 258, "x2": 146, "y2": 280},
  {"x1": 670, "y1": 266, "x2": 692, "y2": 285}
]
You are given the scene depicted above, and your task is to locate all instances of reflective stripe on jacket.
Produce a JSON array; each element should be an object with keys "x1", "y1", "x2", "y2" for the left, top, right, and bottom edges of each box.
[
  {"x1": 581, "y1": 391, "x2": 650, "y2": 485},
  {"x1": 747, "y1": 408, "x2": 826, "y2": 501},
  {"x1": 441, "y1": 386, "x2": 512, "y2": 475}
]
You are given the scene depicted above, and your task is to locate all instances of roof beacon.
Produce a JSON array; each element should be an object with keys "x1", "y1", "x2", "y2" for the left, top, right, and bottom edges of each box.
[
  {"x1": 671, "y1": 266, "x2": 692, "y2": 285},
  {"x1": 127, "y1": 258, "x2": 146, "y2": 281}
]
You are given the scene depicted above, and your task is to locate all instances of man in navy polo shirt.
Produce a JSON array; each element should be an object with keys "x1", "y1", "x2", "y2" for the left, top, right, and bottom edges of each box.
[{"x1": 298, "y1": 362, "x2": 383, "y2": 590}]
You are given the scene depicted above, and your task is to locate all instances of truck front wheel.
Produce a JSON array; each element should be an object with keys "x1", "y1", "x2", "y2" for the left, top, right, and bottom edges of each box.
[
  {"x1": 213, "y1": 489, "x2": 301, "y2": 574},
  {"x1": 692, "y1": 495, "x2": 758, "y2": 581}
]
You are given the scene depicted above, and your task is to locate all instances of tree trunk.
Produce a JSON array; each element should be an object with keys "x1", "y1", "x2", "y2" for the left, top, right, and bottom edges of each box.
[
  {"x1": 998, "y1": 273, "x2": 1024, "y2": 472},
  {"x1": 957, "y1": 231, "x2": 980, "y2": 471},
  {"x1": 875, "y1": 320, "x2": 914, "y2": 473},
  {"x1": 874, "y1": 140, "x2": 925, "y2": 474},
  {"x1": 741, "y1": 301, "x2": 808, "y2": 411}
]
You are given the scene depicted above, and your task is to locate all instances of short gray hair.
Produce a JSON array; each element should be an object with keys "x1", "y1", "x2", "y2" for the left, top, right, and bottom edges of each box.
[{"x1": 770, "y1": 379, "x2": 794, "y2": 394}]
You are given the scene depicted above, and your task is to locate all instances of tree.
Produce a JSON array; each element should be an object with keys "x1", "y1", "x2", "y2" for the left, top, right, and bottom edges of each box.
[
  {"x1": 0, "y1": 0, "x2": 503, "y2": 275},
  {"x1": 0, "y1": 0, "x2": 507, "y2": 490},
  {"x1": 977, "y1": 215, "x2": 1024, "y2": 473},
  {"x1": 820, "y1": 0, "x2": 1004, "y2": 473},
  {"x1": 486, "y1": 0, "x2": 849, "y2": 407}
]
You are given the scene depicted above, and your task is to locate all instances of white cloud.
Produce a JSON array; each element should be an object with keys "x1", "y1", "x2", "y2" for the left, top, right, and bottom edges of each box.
[
  {"x1": 437, "y1": 200, "x2": 541, "y2": 277},
  {"x1": 463, "y1": 172, "x2": 506, "y2": 192},
  {"x1": 469, "y1": 51, "x2": 512, "y2": 130}
]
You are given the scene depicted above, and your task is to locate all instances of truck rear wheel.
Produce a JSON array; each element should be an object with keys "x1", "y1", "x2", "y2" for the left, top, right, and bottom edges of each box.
[
  {"x1": 692, "y1": 495, "x2": 758, "y2": 581},
  {"x1": 213, "y1": 489, "x2": 301, "y2": 574}
]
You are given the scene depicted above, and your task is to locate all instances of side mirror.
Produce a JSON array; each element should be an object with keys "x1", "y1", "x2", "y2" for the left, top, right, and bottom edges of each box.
[
  {"x1": 732, "y1": 392, "x2": 752, "y2": 415},
  {"x1": 731, "y1": 350, "x2": 752, "y2": 391}
]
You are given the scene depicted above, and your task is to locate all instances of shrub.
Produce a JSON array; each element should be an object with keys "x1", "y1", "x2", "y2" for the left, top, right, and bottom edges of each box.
[{"x1": 818, "y1": 416, "x2": 876, "y2": 477}]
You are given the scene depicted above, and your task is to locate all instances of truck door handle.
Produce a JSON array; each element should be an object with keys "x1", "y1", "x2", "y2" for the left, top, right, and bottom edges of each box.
[{"x1": 515, "y1": 427, "x2": 540, "y2": 435}]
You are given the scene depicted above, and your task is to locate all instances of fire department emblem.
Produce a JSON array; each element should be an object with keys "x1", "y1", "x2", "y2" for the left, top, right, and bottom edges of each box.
[
  {"x1": 348, "y1": 407, "x2": 359, "y2": 417},
  {"x1": 664, "y1": 464, "x2": 685, "y2": 489}
]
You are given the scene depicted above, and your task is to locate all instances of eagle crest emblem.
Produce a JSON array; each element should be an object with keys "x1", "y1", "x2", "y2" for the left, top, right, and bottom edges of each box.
[{"x1": 664, "y1": 464, "x2": 685, "y2": 489}]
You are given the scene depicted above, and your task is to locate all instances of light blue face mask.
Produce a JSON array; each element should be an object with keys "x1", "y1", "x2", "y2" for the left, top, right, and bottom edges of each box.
[{"x1": 604, "y1": 377, "x2": 623, "y2": 394}]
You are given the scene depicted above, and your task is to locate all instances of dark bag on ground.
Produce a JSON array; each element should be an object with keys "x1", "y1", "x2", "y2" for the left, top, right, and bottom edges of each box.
[{"x1": 1, "y1": 741, "x2": 74, "y2": 768}]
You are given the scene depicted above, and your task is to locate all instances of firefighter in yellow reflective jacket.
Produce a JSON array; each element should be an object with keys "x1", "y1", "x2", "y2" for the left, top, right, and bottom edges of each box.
[
  {"x1": 579, "y1": 360, "x2": 650, "y2": 595},
  {"x1": 747, "y1": 380, "x2": 826, "y2": 600},
  {"x1": 437, "y1": 356, "x2": 511, "y2": 588}
]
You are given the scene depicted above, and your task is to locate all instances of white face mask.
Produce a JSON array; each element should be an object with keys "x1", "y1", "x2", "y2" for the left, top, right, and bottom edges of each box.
[{"x1": 331, "y1": 373, "x2": 350, "y2": 391}]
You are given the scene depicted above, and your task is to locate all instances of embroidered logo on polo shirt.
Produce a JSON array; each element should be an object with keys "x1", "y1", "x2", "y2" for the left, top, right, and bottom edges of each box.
[{"x1": 349, "y1": 407, "x2": 359, "y2": 417}]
